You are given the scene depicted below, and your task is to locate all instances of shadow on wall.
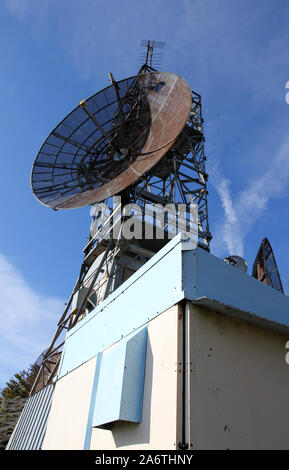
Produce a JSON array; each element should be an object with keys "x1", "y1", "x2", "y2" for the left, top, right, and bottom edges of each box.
[{"x1": 112, "y1": 336, "x2": 153, "y2": 448}]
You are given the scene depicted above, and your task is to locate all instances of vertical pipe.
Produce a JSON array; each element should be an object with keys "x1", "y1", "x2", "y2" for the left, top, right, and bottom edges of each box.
[{"x1": 179, "y1": 300, "x2": 188, "y2": 450}]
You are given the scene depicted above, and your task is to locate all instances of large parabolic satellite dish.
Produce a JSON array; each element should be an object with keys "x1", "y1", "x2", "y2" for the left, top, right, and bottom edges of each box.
[{"x1": 31, "y1": 71, "x2": 192, "y2": 210}]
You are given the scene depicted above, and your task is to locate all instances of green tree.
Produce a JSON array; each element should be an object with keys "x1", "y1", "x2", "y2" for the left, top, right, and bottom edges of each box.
[{"x1": 0, "y1": 363, "x2": 40, "y2": 399}]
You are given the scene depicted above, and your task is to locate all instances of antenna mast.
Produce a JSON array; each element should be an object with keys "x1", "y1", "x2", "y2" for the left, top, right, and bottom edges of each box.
[{"x1": 140, "y1": 39, "x2": 165, "y2": 70}]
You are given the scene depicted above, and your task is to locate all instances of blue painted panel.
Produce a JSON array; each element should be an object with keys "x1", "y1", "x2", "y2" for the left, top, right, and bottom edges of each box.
[
  {"x1": 59, "y1": 234, "x2": 289, "y2": 379},
  {"x1": 92, "y1": 328, "x2": 147, "y2": 427},
  {"x1": 59, "y1": 236, "x2": 183, "y2": 378},
  {"x1": 120, "y1": 328, "x2": 148, "y2": 422},
  {"x1": 70, "y1": 233, "x2": 182, "y2": 337},
  {"x1": 83, "y1": 353, "x2": 102, "y2": 450},
  {"x1": 93, "y1": 342, "x2": 126, "y2": 427},
  {"x1": 183, "y1": 248, "x2": 289, "y2": 333}
]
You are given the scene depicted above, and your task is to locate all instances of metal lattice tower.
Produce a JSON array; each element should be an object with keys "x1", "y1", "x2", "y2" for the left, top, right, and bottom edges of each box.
[{"x1": 30, "y1": 48, "x2": 211, "y2": 394}]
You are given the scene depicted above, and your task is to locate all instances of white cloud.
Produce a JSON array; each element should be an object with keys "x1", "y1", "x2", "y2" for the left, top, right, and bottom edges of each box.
[
  {"x1": 215, "y1": 178, "x2": 243, "y2": 256},
  {"x1": 0, "y1": 253, "x2": 63, "y2": 388},
  {"x1": 210, "y1": 135, "x2": 289, "y2": 257},
  {"x1": 3, "y1": 0, "x2": 52, "y2": 19}
]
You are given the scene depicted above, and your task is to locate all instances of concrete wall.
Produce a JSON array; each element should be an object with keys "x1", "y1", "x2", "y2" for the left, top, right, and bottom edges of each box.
[
  {"x1": 42, "y1": 300, "x2": 289, "y2": 450},
  {"x1": 42, "y1": 304, "x2": 182, "y2": 450},
  {"x1": 42, "y1": 357, "x2": 97, "y2": 450},
  {"x1": 188, "y1": 303, "x2": 289, "y2": 450}
]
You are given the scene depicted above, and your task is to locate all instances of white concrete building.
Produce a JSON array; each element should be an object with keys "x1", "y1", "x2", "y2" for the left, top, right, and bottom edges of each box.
[{"x1": 7, "y1": 234, "x2": 289, "y2": 450}]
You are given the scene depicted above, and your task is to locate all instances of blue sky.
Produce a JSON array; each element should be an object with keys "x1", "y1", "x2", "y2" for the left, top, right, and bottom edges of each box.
[{"x1": 1, "y1": 0, "x2": 289, "y2": 388}]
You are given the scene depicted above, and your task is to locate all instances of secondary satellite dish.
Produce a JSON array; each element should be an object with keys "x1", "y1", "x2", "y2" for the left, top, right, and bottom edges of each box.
[
  {"x1": 31, "y1": 71, "x2": 192, "y2": 210},
  {"x1": 35, "y1": 348, "x2": 48, "y2": 367},
  {"x1": 224, "y1": 255, "x2": 248, "y2": 273},
  {"x1": 252, "y1": 237, "x2": 284, "y2": 293}
]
